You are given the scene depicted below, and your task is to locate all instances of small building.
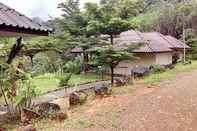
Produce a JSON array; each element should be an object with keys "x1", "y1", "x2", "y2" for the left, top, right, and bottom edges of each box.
[{"x1": 115, "y1": 30, "x2": 190, "y2": 75}]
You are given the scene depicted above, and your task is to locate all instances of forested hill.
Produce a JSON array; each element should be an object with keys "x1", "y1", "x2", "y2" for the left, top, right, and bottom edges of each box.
[
  {"x1": 130, "y1": 0, "x2": 197, "y2": 38},
  {"x1": 49, "y1": 0, "x2": 197, "y2": 39}
]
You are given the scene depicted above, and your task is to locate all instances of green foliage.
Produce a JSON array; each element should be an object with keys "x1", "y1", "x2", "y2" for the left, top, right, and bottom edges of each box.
[
  {"x1": 32, "y1": 53, "x2": 50, "y2": 75},
  {"x1": 32, "y1": 73, "x2": 102, "y2": 94},
  {"x1": 130, "y1": 11, "x2": 157, "y2": 31},
  {"x1": 58, "y1": 0, "x2": 87, "y2": 36},
  {"x1": 150, "y1": 65, "x2": 166, "y2": 74},
  {"x1": 87, "y1": 17, "x2": 131, "y2": 43},
  {"x1": 139, "y1": 61, "x2": 197, "y2": 84},
  {"x1": 59, "y1": 73, "x2": 72, "y2": 87},
  {"x1": 97, "y1": 0, "x2": 146, "y2": 20},
  {"x1": 15, "y1": 75, "x2": 41, "y2": 106},
  {"x1": 130, "y1": 0, "x2": 197, "y2": 37},
  {"x1": 101, "y1": 17, "x2": 131, "y2": 36},
  {"x1": 89, "y1": 45, "x2": 135, "y2": 84},
  {"x1": 63, "y1": 56, "x2": 83, "y2": 74},
  {"x1": 0, "y1": 61, "x2": 41, "y2": 113},
  {"x1": 115, "y1": 0, "x2": 147, "y2": 19},
  {"x1": 185, "y1": 29, "x2": 197, "y2": 60},
  {"x1": 89, "y1": 45, "x2": 133, "y2": 68},
  {"x1": 58, "y1": 0, "x2": 80, "y2": 18}
]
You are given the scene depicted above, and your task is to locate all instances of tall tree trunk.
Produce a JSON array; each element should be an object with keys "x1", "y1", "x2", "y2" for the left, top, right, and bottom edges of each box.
[
  {"x1": 83, "y1": 52, "x2": 89, "y2": 73},
  {"x1": 11, "y1": 80, "x2": 17, "y2": 97},
  {"x1": 110, "y1": 35, "x2": 114, "y2": 45},
  {"x1": 7, "y1": 37, "x2": 24, "y2": 64},
  {"x1": 29, "y1": 55, "x2": 34, "y2": 67},
  {"x1": 7, "y1": 37, "x2": 23, "y2": 98},
  {"x1": 110, "y1": 65, "x2": 114, "y2": 86}
]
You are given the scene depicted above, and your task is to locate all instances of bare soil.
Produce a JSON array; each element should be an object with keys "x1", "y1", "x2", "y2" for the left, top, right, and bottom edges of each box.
[
  {"x1": 11, "y1": 69, "x2": 197, "y2": 131},
  {"x1": 70, "y1": 70, "x2": 197, "y2": 131}
]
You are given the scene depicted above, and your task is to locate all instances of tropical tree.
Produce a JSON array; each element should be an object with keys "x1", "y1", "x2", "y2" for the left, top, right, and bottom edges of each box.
[
  {"x1": 86, "y1": 15, "x2": 131, "y2": 45},
  {"x1": 89, "y1": 45, "x2": 135, "y2": 85},
  {"x1": 185, "y1": 29, "x2": 197, "y2": 59}
]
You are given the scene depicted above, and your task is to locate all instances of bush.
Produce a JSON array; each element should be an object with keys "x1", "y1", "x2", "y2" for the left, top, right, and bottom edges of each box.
[
  {"x1": 150, "y1": 65, "x2": 166, "y2": 74},
  {"x1": 63, "y1": 57, "x2": 83, "y2": 74},
  {"x1": 32, "y1": 52, "x2": 63, "y2": 76},
  {"x1": 59, "y1": 73, "x2": 72, "y2": 87}
]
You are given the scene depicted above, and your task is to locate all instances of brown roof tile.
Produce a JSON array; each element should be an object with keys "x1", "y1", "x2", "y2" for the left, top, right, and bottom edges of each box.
[
  {"x1": 142, "y1": 32, "x2": 173, "y2": 52},
  {"x1": 116, "y1": 30, "x2": 189, "y2": 53},
  {"x1": 164, "y1": 35, "x2": 190, "y2": 49},
  {"x1": 0, "y1": 2, "x2": 52, "y2": 35}
]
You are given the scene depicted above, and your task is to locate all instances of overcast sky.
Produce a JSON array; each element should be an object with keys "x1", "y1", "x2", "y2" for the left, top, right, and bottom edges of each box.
[{"x1": 0, "y1": 0, "x2": 100, "y2": 20}]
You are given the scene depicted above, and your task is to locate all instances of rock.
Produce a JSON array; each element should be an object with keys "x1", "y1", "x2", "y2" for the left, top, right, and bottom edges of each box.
[
  {"x1": 164, "y1": 64, "x2": 175, "y2": 69},
  {"x1": 94, "y1": 84, "x2": 111, "y2": 97},
  {"x1": 115, "y1": 77, "x2": 126, "y2": 87},
  {"x1": 51, "y1": 112, "x2": 68, "y2": 122},
  {"x1": 125, "y1": 76, "x2": 134, "y2": 85},
  {"x1": 21, "y1": 108, "x2": 40, "y2": 124},
  {"x1": 19, "y1": 125, "x2": 37, "y2": 131},
  {"x1": 132, "y1": 65, "x2": 150, "y2": 77},
  {"x1": 147, "y1": 84, "x2": 159, "y2": 88},
  {"x1": 69, "y1": 92, "x2": 88, "y2": 106},
  {"x1": 35, "y1": 103, "x2": 61, "y2": 117},
  {"x1": 69, "y1": 92, "x2": 80, "y2": 105}
]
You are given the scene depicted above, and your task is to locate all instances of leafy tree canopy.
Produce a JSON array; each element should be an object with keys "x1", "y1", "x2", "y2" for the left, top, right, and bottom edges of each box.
[{"x1": 88, "y1": 45, "x2": 136, "y2": 85}]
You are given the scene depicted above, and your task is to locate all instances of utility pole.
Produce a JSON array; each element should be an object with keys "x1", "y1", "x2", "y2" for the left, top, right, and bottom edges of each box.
[{"x1": 182, "y1": 0, "x2": 186, "y2": 64}]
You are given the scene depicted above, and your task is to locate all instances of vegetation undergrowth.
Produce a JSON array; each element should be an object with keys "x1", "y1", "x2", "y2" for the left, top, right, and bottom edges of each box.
[{"x1": 137, "y1": 61, "x2": 197, "y2": 84}]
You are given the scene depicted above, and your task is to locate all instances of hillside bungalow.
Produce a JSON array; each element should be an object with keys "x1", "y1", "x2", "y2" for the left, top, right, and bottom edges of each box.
[{"x1": 115, "y1": 30, "x2": 190, "y2": 75}]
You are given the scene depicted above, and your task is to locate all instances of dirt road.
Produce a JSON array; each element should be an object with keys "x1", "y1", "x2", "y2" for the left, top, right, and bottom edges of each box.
[{"x1": 82, "y1": 70, "x2": 197, "y2": 131}]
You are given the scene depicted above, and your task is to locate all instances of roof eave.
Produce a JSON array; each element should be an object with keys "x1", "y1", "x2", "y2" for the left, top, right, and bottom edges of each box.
[{"x1": 0, "y1": 25, "x2": 52, "y2": 37}]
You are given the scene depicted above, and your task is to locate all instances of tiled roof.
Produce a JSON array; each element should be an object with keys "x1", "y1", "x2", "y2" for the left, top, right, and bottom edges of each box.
[
  {"x1": 116, "y1": 30, "x2": 189, "y2": 53},
  {"x1": 164, "y1": 35, "x2": 190, "y2": 49},
  {"x1": 142, "y1": 32, "x2": 173, "y2": 52},
  {"x1": 0, "y1": 2, "x2": 52, "y2": 34}
]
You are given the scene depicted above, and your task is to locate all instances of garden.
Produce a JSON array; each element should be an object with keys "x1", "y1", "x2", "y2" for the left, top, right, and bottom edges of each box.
[{"x1": 0, "y1": 0, "x2": 197, "y2": 131}]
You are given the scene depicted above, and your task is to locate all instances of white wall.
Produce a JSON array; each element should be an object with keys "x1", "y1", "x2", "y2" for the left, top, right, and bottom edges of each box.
[
  {"x1": 115, "y1": 53, "x2": 156, "y2": 75},
  {"x1": 115, "y1": 52, "x2": 173, "y2": 75},
  {"x1": 155, "y1": 53, "x2": 172, "y2": 65}
]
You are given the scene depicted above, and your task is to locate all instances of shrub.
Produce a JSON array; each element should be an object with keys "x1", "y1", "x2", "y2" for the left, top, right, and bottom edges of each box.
[
  {"x1": 150, "y1": 65, "x2": 166, "y2": 74},
  {"x1": 63, "y1": 57, "x2": 83, "y2": 74},
  {"x1": 59, "y1": 73, "x2": 72, "y2": 87}
]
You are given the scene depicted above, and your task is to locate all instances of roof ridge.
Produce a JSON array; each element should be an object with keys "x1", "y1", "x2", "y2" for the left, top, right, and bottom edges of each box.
[{"x1": 135, "y1": 30, "x2": 155, "y2": 53}]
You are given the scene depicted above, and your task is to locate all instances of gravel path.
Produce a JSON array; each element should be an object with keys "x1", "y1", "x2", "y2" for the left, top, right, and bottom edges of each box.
[{"x1": 34, "y1": 80, "x2": 110, "y2": 104}]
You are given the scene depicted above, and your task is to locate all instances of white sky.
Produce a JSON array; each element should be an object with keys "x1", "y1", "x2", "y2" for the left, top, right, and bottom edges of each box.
[{"x1": 0, "y1": 0, "x2": 100, "y2": 20}]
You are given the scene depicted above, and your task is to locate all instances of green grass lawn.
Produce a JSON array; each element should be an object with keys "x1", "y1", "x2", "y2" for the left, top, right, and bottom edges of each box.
[
  {"x1": 138, "y1": 61, "x2": 197, "y2": 84},
  {"x1": 33, "y1": 73, "x2": 103, "y2": 94},
  {"x1": 33, "y1": 61, "x2": 197, "y2": 95}
]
